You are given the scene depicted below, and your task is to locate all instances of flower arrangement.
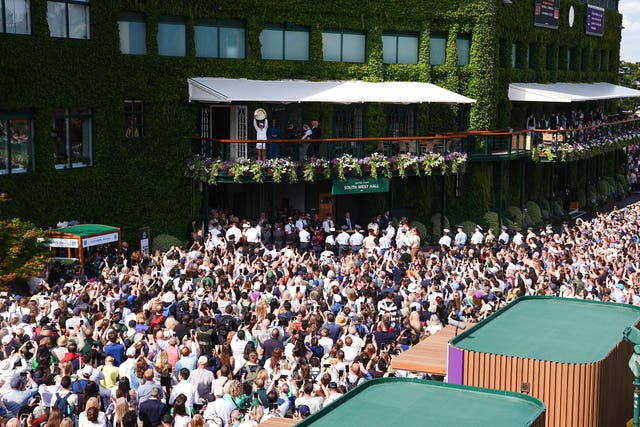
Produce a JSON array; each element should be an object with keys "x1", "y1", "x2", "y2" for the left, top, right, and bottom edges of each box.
[
  {"x1": 396, "y1": 153, "x2": 421, "y2": 178},
  {"x1": 269, "y1": 158, "x2": 297, "y2": 184},
  {"x1": 336, "y1": 154, "x2": 362, "y2": 180},
  {"x1": 446, "y1": 152, "x2": 468, "y2": 174},
  {"x1": 228, "y1": 158, "x2": 255, "y2": 183},
  {"x1": 422, "y1": 153, "x2": 445, "y2": 175},
  {"x1": 187, "y1": 148, "x2": 474, "y2": 185},
  {"x1": 302, "y1": 157, "x2": 331, "y2": 181},
  {"x1": 531, "y1": 129, "x2": 640, "y2": 162},
  {"x1": 186, "y1": 155, "x2": 223, "y2": 185},
  {"x1": 364, "y1": 152, "x2": 392, "y2": 179}
]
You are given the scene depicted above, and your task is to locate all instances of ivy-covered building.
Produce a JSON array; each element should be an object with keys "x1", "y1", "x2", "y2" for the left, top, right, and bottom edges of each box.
[{"x1": 0, "y1": 0, "x2": 635, "y2": 243}]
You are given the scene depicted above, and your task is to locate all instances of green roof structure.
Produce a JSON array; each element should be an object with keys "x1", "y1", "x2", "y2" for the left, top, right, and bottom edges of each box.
[
  {"x1": 52, "y1": 224, "x2": 119, "y2": 237},
  {"x1": 295, "y1": 378, "x2": 545, "y2": 427},
  {"x1": 450, "y1": 296, "x2": 640, "y2": 363}
]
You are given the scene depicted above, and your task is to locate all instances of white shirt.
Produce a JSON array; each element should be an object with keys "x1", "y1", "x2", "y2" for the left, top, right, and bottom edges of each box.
[
  {"x1": 336, "y1": 231, "x2": 350, "y2": 245},
  {"x1": 470, "y1": 231, "x2": 484, "y2": 245},
  {"x1": 499, "y1": 231, "x2": 510, "y2": 244},
  {"x1": 299, "y1": 229, "x2": 311, "y2": 243},
  {"x1": 118, "y1": 357, "x2": 136, "y2": 382},
  {"x1": 253, "y1": 119, "x2": 267, "y2": 140},
  {"x1": 322, "y1": 219, "x2": 334, "y2": 234},
  {"x1": 438, "y1": 235, "x2": 452, "y2": 247},
  {"x1": 245, "y1": 227, "x2": 260, "y2": 243},
  {"x1": 169, "y1": 380, "x2": 197, "y2": 408},
  {"x1": 349, "y1": 232, "x2": 364, "y2": 246}
]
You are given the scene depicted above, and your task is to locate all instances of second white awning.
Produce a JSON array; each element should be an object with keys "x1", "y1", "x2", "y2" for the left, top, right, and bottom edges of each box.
[{"x1": 508, "y1": 82, "x2": 640, "y2": 103}]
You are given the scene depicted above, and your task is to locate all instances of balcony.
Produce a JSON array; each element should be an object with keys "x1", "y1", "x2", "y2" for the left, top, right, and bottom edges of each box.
[{"x1": 187, "y1": 117, "x2": 640, "y2": 184}]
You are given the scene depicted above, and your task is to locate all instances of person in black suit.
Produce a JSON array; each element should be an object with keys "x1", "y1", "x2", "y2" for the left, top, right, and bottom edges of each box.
[{"x1": 342, "y1": 212, "x2": 354, "y2": 230}]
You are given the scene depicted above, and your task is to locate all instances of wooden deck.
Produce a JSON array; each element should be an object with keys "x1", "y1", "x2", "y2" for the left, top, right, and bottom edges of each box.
[
  {"x1": 391, "y1": 325, "x2": 458, "y2": 375},
  {"x1": 259, "y1": 416, "x2": 298, "y2": 427}
]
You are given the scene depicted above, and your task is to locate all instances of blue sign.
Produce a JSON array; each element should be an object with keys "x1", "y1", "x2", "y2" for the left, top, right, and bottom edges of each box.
[{"x1": 586, "y1": 4, "x2": 605, "y2": 37}]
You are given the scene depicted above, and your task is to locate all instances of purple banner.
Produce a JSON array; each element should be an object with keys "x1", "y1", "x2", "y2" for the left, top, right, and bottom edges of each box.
[
  {"x1": 534, "y1": 0, "x2": 560, "y2": 29},
  {"x1": 447, "y1": 346, "x2": 464, "y2": 385},
  {"x1": 586, "y1": 4, "x2": 605, "y2": 37}
]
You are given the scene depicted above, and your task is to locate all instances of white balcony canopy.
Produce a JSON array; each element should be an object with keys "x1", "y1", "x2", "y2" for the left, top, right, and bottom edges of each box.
[
  {"x1": 508, "y1": 82, "x2": 640, "y2": 103},
  {"x1": 188, "y1": 77, "x2": 476, "y2": 104}
]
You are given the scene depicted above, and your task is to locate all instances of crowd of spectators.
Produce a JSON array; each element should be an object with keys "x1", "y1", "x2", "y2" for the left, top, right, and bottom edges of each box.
[{"x1": 2, "y1": 200, "x2": 640, "y2": 427}]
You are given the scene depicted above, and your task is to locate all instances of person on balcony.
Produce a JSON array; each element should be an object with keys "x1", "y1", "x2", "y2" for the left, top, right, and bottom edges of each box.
[
  {"x1": 253, "y1": 116, "x2": 268, "y2": 161},
  {"x1": 300, "y1": 124, "x2": 312, "y2": 160},
  {"x1": 267, "y1": 119, "x2": 280, "y2": 159}
]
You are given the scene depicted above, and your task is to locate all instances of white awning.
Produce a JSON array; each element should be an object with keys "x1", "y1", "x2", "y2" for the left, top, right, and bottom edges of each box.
[
  {"x1": 508, "y1": 82, "x2": 640, "y2": 103},
  {"x1": 188, "y1": 77, "x2": 476, "y2": 104}
]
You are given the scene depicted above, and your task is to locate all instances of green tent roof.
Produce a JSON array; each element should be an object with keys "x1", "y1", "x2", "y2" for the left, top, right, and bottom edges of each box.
[
  {"x1": 52, "y1": 224, "x2": 119, "y2": 237},
  {"x1": 450, "y1": 296, "x2": 640, "y2": 363},
  {"x1": 295, "y1": 378, "x2": 545, "y2": 427}
]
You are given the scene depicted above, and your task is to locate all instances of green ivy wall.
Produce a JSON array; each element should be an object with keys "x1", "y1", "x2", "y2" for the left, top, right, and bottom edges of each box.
[{"x1": 0, "y1": 0, "x2": 622, "y2": 241}]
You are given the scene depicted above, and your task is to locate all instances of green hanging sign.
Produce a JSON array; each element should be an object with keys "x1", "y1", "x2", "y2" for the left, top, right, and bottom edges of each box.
[{"x1": 332, "y1": 177, "x2": 390, "y2": 195}]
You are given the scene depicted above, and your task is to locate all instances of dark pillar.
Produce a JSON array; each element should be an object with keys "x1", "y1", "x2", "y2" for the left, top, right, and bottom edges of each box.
[
  {"x1": 441, "y1": 174, "x2": 447, "y2": 232},
  {"x1": 498, "y1": 161, "x2": 504, "y2": 229}
]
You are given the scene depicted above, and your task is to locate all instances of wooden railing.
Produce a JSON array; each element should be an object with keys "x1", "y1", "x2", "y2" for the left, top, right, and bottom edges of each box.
[{"x1": 191, "y1": 117, "x2": 640, "y2": 162}]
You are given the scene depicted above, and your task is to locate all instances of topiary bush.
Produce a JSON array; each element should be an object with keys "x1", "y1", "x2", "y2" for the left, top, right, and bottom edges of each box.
[
  {"x1": 482, "y1": 211, "x2": 500, "y2": 232},
  {"x1": 505, "y1": 206, "x2": 523, "y2": 226},
  {"x1": 460, "y1": 221, "x2": 477, "y2": 236},
  {"x1": 152, "y1": 234, "x2": 183, "y2": 252},
  {"x1": 525, "y1": 201, "x2": 542, "y2": 225},
  {"x1": 430, "y1": 214, "x2": 450, "y2": 240},
  {"x1": 552, "y1": 200, "x2": 564, "y2": 218}
]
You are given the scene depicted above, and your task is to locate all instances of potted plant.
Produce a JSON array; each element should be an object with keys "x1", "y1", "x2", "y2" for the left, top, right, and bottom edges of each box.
[
  {"x1": 447, "y1": 152, "x2": 468, "y2": 174},
  {"x1": 365, "y1": 152, "x2": 392, "y2": 179},
  {"x1": 336, "y1": 154, "x2": 362, "y2": 180},
  {"x1": 422, "y1": 153, "x2": 444, "y2": 175},
  {"x1": 395, "y1": 153, "x2": 421, "y2": 179},
  {"x1": 271, "y1": 158, "x2": 297, "y2": 184}
]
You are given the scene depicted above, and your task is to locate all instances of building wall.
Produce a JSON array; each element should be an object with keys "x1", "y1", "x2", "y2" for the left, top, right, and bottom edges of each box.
[
  {"x1": 0, "y1": 1, "x2": 622, "y2": 241},
  {"x1": 462, "y1": 342, "x2": 634, "y2": 427}
]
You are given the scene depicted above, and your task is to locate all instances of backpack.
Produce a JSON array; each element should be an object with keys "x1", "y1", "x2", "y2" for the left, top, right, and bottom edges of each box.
[
  {"x1": 54, "y1": 391, "x2": 74, "y2": 417},
  {"x1": 205, "y1": 415, "x2": 224, "y2": 427},
  {"x1": 217, "y1": 315, "x2": 236, "y2": 343},
  {"x1": 72, "y1": 379, "x2": 88, "y2": 414},
  {"x1": 241, "y1": 364, "x2": 260, "y2": 388},
  {"x1": 344, "y1": 375, "x2": 360, "y2": 392},
  {"x1": 163, "y1": 302, "x2": 175, "y2": 318}
]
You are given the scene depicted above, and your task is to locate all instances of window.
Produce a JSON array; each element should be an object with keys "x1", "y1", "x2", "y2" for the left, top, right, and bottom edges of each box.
[
  {"x1": 0, "y1": 112, "x2": 33, "y2": 175},
  {"x1": 47, "y1": 0, "x2": 90, "y2": 39},
  {"x1": 124, "y1": 101, "x2": 143, "y2": 139},
  {"x1": 118, "y1": 12, "x2": 146, "y2": 55},
  {"x1": 382, "y1": 32, "x2": 418, "y2": 64},
  {"x1": 52, "y1": 108, "x2": 93, "y2": 169},
  {"x1": 194, "y1": 19, "x2": 245, "y2": 59},
  {"x1": 429, "y1": 32, "x2": 447, "y2": 65},
  {"x1": 1, "y1": 0, "x2": 30, "y2": 34},
  {"x1": 260, "y1": 25, "x2": 309, "y2": 60},
  {"x1": 158, "y1": 15, "x2": 185, "y2": 56},
  {"x1": 456, "y1": 34, "x2": 471, "y2": 66},
  {"x1": 322, "y1": 30, "x2": 366, "y2": 63},
  {"x1": 334, "y1": 106, "x2": 364, "y2": 138},
  {"x1": 568, "y1": 48, "x2": 576, "y2": 71},
  {"x1": 511, "y1": 42, "x2": 517, "y2": 68},
  {"x1": 386, "y1": 106, "x2": 415, "y2": 137}
]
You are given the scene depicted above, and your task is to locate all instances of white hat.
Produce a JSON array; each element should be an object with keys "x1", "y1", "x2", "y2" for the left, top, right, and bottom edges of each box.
[
  {"x1": 196, "y1": 287, "x2": 205, "y2": 297},
  {"x1": 80, "y1": 365, "x2": 93, "y2": 378},
  {"x1": 1, "y1": 335, "x2": 12, "y2": 345},
  {"x1": 126, "y1": 347, "x2": 137, "y2": 357},
  {"x1": 198, "y1": 356, "x2": 208, "y2": 365},
  {"x1": 407, "y1": 281, "x2": 419, "y2": 293},
  {"x1": 214, "y1": 386, "x2": 224, "y2": 396},
  {"x1": 0, "y1": 358, "x2": 14, "y2": 377},
  {"x1": 162, "y1": 292, "x2": 176, "y2": 304},
  {"x1": 254, "y1": 282, "x2": 261, "y2": 291},
  {"x1": 443, "y1": 228, "x2": 450, "y2": 233}
]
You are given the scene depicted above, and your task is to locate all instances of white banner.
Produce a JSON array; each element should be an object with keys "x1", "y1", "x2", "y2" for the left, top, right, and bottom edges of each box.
[
  {"x1": 46, "y1": 238, "x2": 79, "y2": 248},
  {"x1": 82, "y1": 232, "x2": 119, "y2": 248}
]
